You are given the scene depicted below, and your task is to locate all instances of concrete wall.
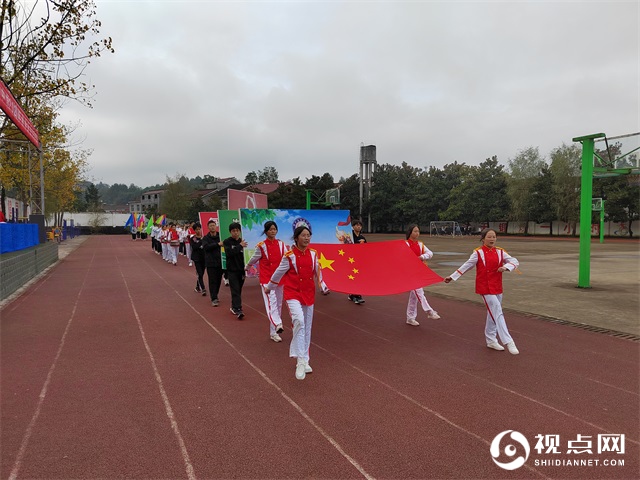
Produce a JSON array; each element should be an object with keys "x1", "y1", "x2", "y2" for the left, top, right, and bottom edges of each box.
[{"x1": 0, "y1": 242, "x2": 58, "y2": 301}]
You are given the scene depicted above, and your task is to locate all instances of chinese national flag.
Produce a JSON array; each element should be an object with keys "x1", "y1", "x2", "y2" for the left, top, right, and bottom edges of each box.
[{"x1": 311, "y1": 240, "x2": 443, "y2": 296}]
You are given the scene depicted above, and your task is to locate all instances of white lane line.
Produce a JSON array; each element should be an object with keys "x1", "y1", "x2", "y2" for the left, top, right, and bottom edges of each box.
[
  {"x1": 8, "y1": 252, "x2": 95, "y2": 480},
  {"x1": 312, "y1": 344, "x2": 550, "y2": 480},
  {"x1": 133, "y1": 254, "x2": 375, "y2": 480},
  {"x1": 117, "y1": 260, "x2": 196, "y2": 480},
  {"x1": 345, "y1": 302, "x2": 640, "y2": 441}
]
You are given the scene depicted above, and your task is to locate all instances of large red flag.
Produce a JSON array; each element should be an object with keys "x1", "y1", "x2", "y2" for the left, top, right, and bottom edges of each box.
[{"x1": 311, "y1": 240, "x2": 443, "y2": 296}]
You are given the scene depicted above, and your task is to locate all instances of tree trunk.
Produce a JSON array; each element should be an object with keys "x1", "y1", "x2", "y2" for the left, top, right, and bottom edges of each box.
[{"x1": 628, "y1": 220, "x2": 634, "y2": 238}]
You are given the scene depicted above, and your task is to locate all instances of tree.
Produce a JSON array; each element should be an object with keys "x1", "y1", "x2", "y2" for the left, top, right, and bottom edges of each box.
[
  {"x1": 443, "y1": 157, "x2": 509, "y2": 225},
  {"x1": 160, "y1": 174, "x2": 192, "y2": 222},
  {"x1": 268, "y1": 178, "x2": 305, "y2": 209},
  {"x1": 336, "y1": 174, "x2": 360, "y2": 220},
  {"x1": 0, "y1": 0, "x2": 114, "y2": 128},
  {"x1": 84, "y1": 183, "x2": 101, "y2": 211},
  {"x1": 258, "y1": 166, "x2": 278, "y2": 183},
  {"x1": 244, "y1": 171, "x2": 258, "y2": 184},
  {"x1": 507, "y1": 147, "x2": 547, "y2": 234},
  {"x1": 0, "y1": 105, "x2": 87, "y2": 223},
  {"x1": 550, "y1": 144, "x2": 581, "y2": 235}
]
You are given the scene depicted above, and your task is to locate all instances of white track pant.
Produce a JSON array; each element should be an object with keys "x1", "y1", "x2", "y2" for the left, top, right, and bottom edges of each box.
[
  {"x1": 185, "y1": 242, "x2": 192, "y2": 262},
  {"x1": 406, "y1": 288, "x2": 434, "y2": 321},
  {"x1": 169, "y1": 245, "x2": 179, "y2": 264},
  {"x1": 286, "y1": 300, "x2": 313, "y2": 363},
  {"x1": 162, "y1": 243, "x2": 168, "y2": 260},
  {"x1": 481, "y1": 294, "x2": 514, "y2": 345},
  {"x1": 261, "y1": 283, "x2": 284, "y2": 335}
]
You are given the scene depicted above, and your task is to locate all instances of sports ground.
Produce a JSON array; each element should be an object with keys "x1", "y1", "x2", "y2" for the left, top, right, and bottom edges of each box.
[{"x1": 1, "y1": 234, "x2": 638, "y2": 479}]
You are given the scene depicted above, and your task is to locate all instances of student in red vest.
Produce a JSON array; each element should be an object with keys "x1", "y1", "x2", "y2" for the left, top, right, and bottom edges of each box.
[
  {"x1": 265, "y1": 225, "x2": 329, "y2": 380},
  {"x1": 405, "y1": 224, "x2": 440, "y2": 326},
  {"x1": 245, "y1": 221, "x2": 288, "y2": 342},
  {"x1": 444, "y1": 228, "x2": 520, "y2": 354}
]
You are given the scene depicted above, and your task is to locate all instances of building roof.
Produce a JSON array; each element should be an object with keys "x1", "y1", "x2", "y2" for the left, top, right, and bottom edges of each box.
[{"x1": 243, "y1": 183, "x2": 281, "y2": 194}]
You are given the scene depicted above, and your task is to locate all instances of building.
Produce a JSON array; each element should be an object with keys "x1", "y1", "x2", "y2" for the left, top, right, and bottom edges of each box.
[{"x1": 129, "y1": 189, "x2": 164, "y2": 213}]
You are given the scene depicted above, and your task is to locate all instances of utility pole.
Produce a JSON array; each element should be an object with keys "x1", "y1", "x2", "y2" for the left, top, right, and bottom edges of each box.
[{"x1": 359, "y1": 144, "x2": 376, "y2": 232}]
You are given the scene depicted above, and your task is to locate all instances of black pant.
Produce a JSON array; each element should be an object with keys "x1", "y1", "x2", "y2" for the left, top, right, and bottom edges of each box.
[
  {"x1": 206, "y1": 266, "x2": 223, "y2": 301},
  {"x1": 227, "y1": 270, "x2": 245, "y2": 311},
  {"x1": 194, "y1": 261, "x2": 206, "y2": 291}
]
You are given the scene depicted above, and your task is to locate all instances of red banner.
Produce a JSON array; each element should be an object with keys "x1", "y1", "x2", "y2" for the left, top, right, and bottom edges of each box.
[
  {"x1": 198, "y1": 211, "x2": 219, "y2": 228},
  {"x1": 312, "y1": 240, "x2": 443, "y2": 296},
  {"x1": 227, "y1": 189, "x2": 268, "y2": 209},
  {"x1": 0, "y1": 80, "x2": 40, "y2": 148}
]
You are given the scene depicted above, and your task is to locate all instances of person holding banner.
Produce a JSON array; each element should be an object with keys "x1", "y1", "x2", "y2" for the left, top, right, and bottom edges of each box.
[
  {"x1": 347, "y1": 219, "x2": 367, "y2": 304},
  {"x1": 265, "y1": 226, "x2": 329, "y2": 381},
  {"x1": 444, "y1": 228, "x2": 520, "y2": 354},
  {"x1": 405, "y1": 224, "x2": 441, "y2": 326},
  {"x1": 245, "y1": 221, "x2": 288, "y2": 342},
  {"x1": 189, "y1": 222, "x2": 207, "y2": 296},
  {"x1": 223, "y1": 222, "x2": 248, "y2": 319},
  {"x1": 203, "y1": 219, "x2": 224, "y2": 307}
]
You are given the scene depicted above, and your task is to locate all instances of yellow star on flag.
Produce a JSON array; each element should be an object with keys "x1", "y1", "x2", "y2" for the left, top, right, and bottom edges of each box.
[
  {"x1": 318, "y1": 253, "x2": 335, "y2": 271},
  {"x1": 348, "y1": 257, "x2": 355, "y2": 264},
  {"x1": 338, "y1": 249, "x2": 345, "y2": 256}
]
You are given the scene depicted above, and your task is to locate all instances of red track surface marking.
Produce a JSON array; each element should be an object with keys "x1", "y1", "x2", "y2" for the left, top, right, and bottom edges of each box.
[{"x1": 2, "y1": 236, "x2": 638, "y2": 479}]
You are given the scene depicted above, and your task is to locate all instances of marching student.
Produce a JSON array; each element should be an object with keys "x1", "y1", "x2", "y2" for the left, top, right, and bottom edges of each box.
[
  {"x1": 347, "y1": 219, "x2": 367, "y2": 304},
  {"x1": 189, "y1": 222, "x2": 207, "y2": 296},
  {"x1": 245, "y1": 221, "x2": 288, "y2": 342},
  {"x1": 223, "y1": 222, "x2": 248, "y2": 319},
  {"x1": 185, "y1": 222, "x2": 195, "y2": 267},
  {"x1": 444, "y1": 228, "x2": 520, "y2": 354},
  {"x1": 160, "y1": 225, "x2": 170, "y2": 261},
  {"x1": 202, "y1": 220, "x2": 224, "y2": 307},
  {"x1": 405, "y1": 224, "x2": 441, "y2": 326},
  {"x1": 265, "y1": 225, "x2": 329, "y2": 381},
  {"x1": 166, "y1": 223, "x2": 180, "y2": 265}
]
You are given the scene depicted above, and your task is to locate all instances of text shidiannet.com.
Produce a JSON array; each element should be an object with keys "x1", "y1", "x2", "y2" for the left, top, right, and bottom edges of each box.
[{"x1": 491, "y1": 431, "x2": 627, "y2": 471}]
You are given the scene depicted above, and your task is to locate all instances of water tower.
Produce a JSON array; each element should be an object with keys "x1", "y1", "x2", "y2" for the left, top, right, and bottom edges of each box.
[{"x1": 359, "y1": 144, "x2": 376, "y2": 231}]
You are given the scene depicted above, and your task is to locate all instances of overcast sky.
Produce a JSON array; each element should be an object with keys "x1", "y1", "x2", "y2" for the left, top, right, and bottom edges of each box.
[{"x1": 57, "y1": 1, "x2": 639, "y2": 187}]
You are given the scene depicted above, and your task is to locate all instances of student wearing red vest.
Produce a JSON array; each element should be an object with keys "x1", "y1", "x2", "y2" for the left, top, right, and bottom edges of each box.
[
  {"x1": 405, "y1": 224, "x2": 441, "y2": 326},
  {"x1": 265, "y1": 225, "x2": 329, "y2": 380},
  {"x1": 246, "y1": 221, "x2": 288, "y2": 342},
  {"x1": 444, "y1": 228, "x2": 520, "y2": 354}
]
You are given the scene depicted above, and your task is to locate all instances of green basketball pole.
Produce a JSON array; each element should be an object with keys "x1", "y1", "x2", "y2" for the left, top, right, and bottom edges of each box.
[
  {"x1": 600, "y1": 200, "x2": 605, "y2": 244},
  {"x1": 573, "y1": 133, "x2": 605, "y2": 288}
]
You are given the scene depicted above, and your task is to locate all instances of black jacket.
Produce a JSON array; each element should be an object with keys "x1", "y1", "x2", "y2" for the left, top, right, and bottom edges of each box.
[
  {"x1": 202, "y1": 233, "x2": 222, "y2": 268},
  {"x1": 223, "y1": 236, "x2": 245, "y2": 272},
  {"x1": 189, "y1": 235, "x2": 205, "y2": 263},
  {"x1": 352, "y1": 230, "x2": 367, "y2": 244}
]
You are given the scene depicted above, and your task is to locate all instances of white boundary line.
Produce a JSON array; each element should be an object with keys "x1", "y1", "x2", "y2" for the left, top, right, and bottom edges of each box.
[
  {"x1": 137, "y1": 251, "x2": 375, "y2": 480},
  {"x1": 8, "y1": 251, "x2": 95, "y2": 480},
  {"x1": 116, "y1": 257, "x2": 197, "y2": 480}
]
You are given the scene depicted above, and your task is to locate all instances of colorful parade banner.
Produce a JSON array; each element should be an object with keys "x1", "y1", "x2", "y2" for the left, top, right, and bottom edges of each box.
[{"x1": 239, "y1": 209, "x2": 351, "y2": 277}]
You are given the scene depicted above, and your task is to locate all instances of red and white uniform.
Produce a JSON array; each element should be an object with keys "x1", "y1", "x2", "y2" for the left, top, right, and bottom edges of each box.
[
  {"x1": 246, "y1": 238, "x2": 288, "y2": 335},
  {"x1": 449, "y1": 245, "x2": 519, "y2": 345},
  {"x1": 267, "y1": 247, "x2": 328, "y2": 363},
  {"x1": 166, "y1": 228, "x2": 180, "y2": 265},
  {"x1": 185, "y1": 226, "x2": 196, "y2": 265},
  {"x1": 405, "y1": 240, "x2": 436, "y2": 321}
]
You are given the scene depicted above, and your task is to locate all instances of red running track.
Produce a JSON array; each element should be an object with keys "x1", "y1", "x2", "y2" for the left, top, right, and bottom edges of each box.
[{"x1": 1, "y1": 236, "x2": 638, "y2": 479}]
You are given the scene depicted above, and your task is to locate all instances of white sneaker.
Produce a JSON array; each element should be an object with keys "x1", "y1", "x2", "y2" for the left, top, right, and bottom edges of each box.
[
  {"x1": 270, "y1": 334, "x2": 282, "y2": 343},
  {"x1": 304, "y1": 362, "x2": 313, "y2": 373},
  {"x1": 406, "y1": 318, "x2": 420, "y2": 326},
  {"x1": 188, "y1": 262, "x2": 193, "y2": 267},
  {"x1": 275, "y1": 323, "x2": 284, "y2": 334},
  {"x1": 487, "y1": 342, "x2": 505, "y2": 351},
  {"x1": 295, "y1": 360, "x2": 306, "y2": 380},
  {"x1": 427, "y1": 310, "x2": 441, "y2": 320},
  {"x1": 224, "y1": 278, "x2": 229, "y2": 286},
  {"x1": 506, "y1": 342, "x2": 519, "y2": 355}
]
